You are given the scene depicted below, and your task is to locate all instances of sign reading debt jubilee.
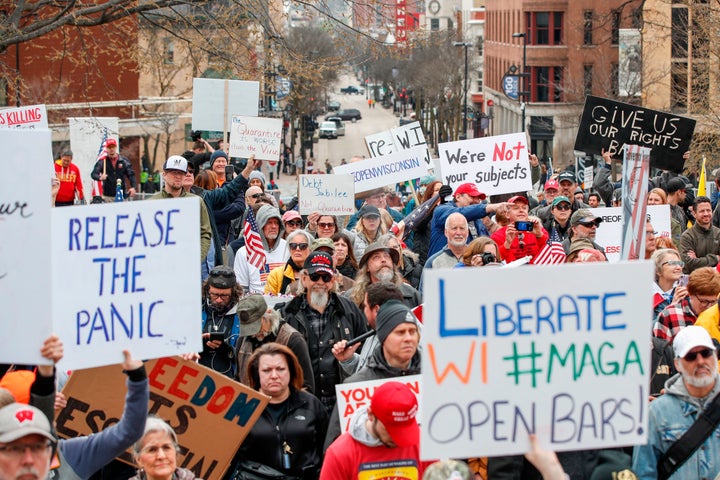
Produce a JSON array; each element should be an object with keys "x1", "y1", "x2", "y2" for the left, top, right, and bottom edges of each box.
[
  {"x1": 51, "y1": 198, "x2": 203, "y2": 370},
  {"x1": 574, "y1": 95, "x2": 695, "y2": 173},
  {"x1": 420, "y1": 262, "x2": 652, "y2": 459},
  {"x1": 298, "y1": 174, "x2": 355, "y2": 215},
  {"x1": 228, "y1": 115, "x2": 283, "y2": 161},
  {"x1": 332, "y1": 146, "x2": 428, "y2": 194},
  {"x1": 438, "y1": 133, "x2": 532, "y2": 196},
  {"x1": 59, "y1": 357, "x2": 269, "y2": 480}
]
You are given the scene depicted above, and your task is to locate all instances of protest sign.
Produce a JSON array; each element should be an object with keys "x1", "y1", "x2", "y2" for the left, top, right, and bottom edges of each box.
[
  {"x1": 57, "y1": 357, "x2": 269, "y2": 480},
  {"x1": 51, "y1": 198, "x2": 203, "y2": 370},
  {"x1": 69, "y1": 117, "x2": 120, "y2": 202},
  {"x1": 574, "y1": 95, "x2": 695, "y2": 173},
  {"x1": 192, "y1": 78, "x2": 259, "y2": 132},
  {"x1": 437, "y1": 133, "x2": 532, "y2": 196},
  {"x1": 364, "y1": 121, "x2": 432, "y2": 168},
  {"x1": 0, "y1": 129, "x2": 54, "y2": 365},
  {"x1": 421, "y1": 262, "x2": 652, "y2": 459},
  {"x1": 0, "y1": 104, "x2": 48, "y2": 129},
  {"x1": 332, "y1": 146, "x2": 428, "y2": 194},
  {"x1": 335, "y1": 376, "x2": 421, "y2": 434},
  {"x1": 591, "y1": 205, "x2": 671, "y2": 263},
  {"x1": 298, "y1": 174, "x2": 355, "y2": 215},
  {"x1": 228, "y1": 115, "x2": 283, "y2": 161}
]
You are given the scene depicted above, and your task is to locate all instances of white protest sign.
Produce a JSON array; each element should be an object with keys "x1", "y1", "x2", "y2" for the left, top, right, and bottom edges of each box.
[
  {"x1": 0, "y1": 104, "x2": 48, "y2": 129},
  {"x1": 69, "y1": 117, "x2": 120, "y2": 202},
  {"x1": 0, "y1": 129, "x2": 54, "y2": 365},
  {"x1": 192, "y1": 78, "x2": 260, "y2": 132},
  {"x1": 228, "y1": 115, "x2": 283, "y2": 161},
  {"x1": 335, "y1": 376, "x2": 421, "y2": 433},
  {"x1": 584, "y1": 166, "x2": 594, "y2": 188},
  {"x1": 332, "y1": 146, "x2": 428, "y2": 194},
  {"x1": 591, "y1": 205, "x2": 671, "y2": 262},
  {"x1": 364, "y1": 121, "x2": 432, "y2": 168},
  {"x1": 298, "y1": 174, "x2": 355, "y2": 215},
  {"x1": 51, "y1": 197, "x2": 203, "y2": 370},
  {"x1": 438, "y1": 133, "x2": 532, "y2": 196},
  {"x1": 421, "y1": 262, "x2": 652, "y2": 459}
]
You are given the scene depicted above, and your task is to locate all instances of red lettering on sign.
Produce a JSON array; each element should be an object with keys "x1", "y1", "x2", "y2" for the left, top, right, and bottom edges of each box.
[
  {"x1": 149, "y1": 357, "x2": 178, "y2": 391},
  {"x1": 207, "y1": 386, "x2": 235, "y2": 414},
  {"x1": 168, "y1": 365, "x2": 200, "y2": 401}
]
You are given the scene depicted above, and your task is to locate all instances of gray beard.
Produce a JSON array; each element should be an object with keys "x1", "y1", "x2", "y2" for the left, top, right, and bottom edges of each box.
[
  {"x1": 309, "y1": 290, "x2": 330, "y2": 310},
  {"x1": 375, "y1": 269, "x2": 394, "y2": 282}
]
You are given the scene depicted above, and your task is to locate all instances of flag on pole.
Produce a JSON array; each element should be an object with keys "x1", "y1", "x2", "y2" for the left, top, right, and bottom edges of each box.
[
  {"x1": 91, "y1": 128, "x2": 109, "y2": 198},
  {"x1": 531, "y1": 227, "x2": 566, "y2": 265},
  {"x1": 698, "y1": 157, "x2": 707, "y2": 197},
  {"x1": 243, "y1": 208, "x2": 266, "y2": 270},
  {"x1": 546, "y1": 158, "x2": 554, "y2": 178}
]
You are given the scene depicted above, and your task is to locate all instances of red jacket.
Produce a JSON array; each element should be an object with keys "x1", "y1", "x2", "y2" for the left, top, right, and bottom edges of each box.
[
  {"x1": 492, "y1": 225, "x2": 549, "y2": 263},
  {"x1": 54, "y1": 161, "x2": 84, "y2": 202}
]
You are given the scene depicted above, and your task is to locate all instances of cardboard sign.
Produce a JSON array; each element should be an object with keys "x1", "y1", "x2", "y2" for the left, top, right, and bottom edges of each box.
[
  {"x1": 69, "y1": 117, "x2": 120, "y2": 202},
  {"x1": 574, "y1": 96, "x2": 695, "y2": 173},
  {"x1": 51, "y1": 198, "x2": 203, "y2": 370},
  {"x1": 332, "y1": 146, "x2": 428, "y2": 194},
  {"x1": 298, "y1": 174, "x2": 355, "y2": 215},
  {"x1": 437, "y1": 133, "x2": 532, "y2": 196},
  {"x1": 335, "y1": 376, "x2": 421, "y2": 434},
  {"x1": 591, "y1": 205, "x2": 671, "y2": 263},
  {"x1": 228, "y1": 115, "x2": 283, "y2": 161},
  {"x1": 421, "y1": 263, "x2": 652, "y2": 459},
  {"x1": 0, "y1": 104, "x2": 48, "y2": 129},
  {"x1": 0, "y1": 129, "x2": 54, "y2": 365},
  {"x1": 364, "y1": 121, "x2": 433, "y2": 167},
  {"x1": 57, "y1": 357, "x2": 269, "y2": 480},
  {"x1": 192, "y1": 78, "x2": 259, "y2": 132}
]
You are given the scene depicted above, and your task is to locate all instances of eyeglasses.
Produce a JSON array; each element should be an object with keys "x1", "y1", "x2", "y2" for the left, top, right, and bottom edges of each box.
[
  {"x1": 554, "y1": 204, "x2": 571, "y2": 211},
  {"x1": 662, "y1": 260, "x2": 684, "y2": 267},
  {"x1": 646, "y1": 230, "x2": 657, "y2": 236},
  {"x1": 209, "y1": 292, "x2": 231, "y2": 300},
  {"x1": 140, "y1": 443, "x2": 176, "y2": 457},
  {"x1": 289, "y1": 242, "x2": 309, "y2": 251},
  {"x1": 683, "y1": 348, "x2": 716, "y2": 362},
  {"x1": 248, "y1": 193, "x2": 263, "y2": 199},
  {"x1": 0, "y1": 441, "x2": 54, "y2": 458},
  {"x1": 693, "y1": 295, "x2": 717, "y2": 309},
  {"x1": 309, "y1": 272, "x2": 333, "y2": 282},
  {"x1": 285, "y1": 220, "x2": 303, "y2": 227},
  {"x1": 318, "y1": 222, "x2": 335, "y2": 229}
]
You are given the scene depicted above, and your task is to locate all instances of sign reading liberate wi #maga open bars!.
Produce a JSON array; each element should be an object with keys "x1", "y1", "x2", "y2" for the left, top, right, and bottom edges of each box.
[{"x1": 420, "y1": 262, "x2": 653, "y2": 460}]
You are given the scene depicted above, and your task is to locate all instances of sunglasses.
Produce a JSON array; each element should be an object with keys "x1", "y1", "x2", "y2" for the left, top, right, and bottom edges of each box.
[
  {"x1": 683, "y1": 348, "x2": 715, "y2": 362},
  {"x1": 554, "y1": 204, "x2": 571, "y2": 211},
  {"x1": 577, "y1": 220, "x2": 600, "y2": 228},
  {"x1": 309, "y1": 272, "x2": 333, "y2": 282},
  {"x1": 289, "y1": 242, "x2": 309, "y2": 251},
  {"x1": 286, "y1": 220, "x2": 303, "y2": 227},
  {"x1": 248, "y1": 193, "x2": 263, "y2": 199},
  {"x1": 662, "y1": 260, "x2": 684, "y2": 267},
  {"x1": 318, "y1": 222, "x2": 335, "y2": 229}
]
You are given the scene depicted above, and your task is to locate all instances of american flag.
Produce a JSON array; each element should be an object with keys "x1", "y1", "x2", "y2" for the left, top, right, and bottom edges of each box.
[
  {"x1": 243, "y1": 208, "x2": 266, "y2": 270},
  {"x1": 91, "y1": 128, "x2": 109, "y2": 197},
  {"x1": 532, "y1": 227, "x2": 566, "y2": 265}
]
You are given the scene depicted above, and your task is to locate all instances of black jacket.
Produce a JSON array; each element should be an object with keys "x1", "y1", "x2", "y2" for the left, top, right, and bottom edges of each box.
[{"x1": 91, "y1": 155, "x2": 137, "y2": 197}]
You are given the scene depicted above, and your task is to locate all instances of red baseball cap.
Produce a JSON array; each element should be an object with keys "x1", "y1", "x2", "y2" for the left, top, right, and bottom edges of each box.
[
  {"x1": 544, "y1": 179, "x2": 559, "y2": 191},
  {"x1": 371, "y1": 381, "x2": 419, "y2": 447},
  {"x1": 508, "y1": 195, "x2": 529, "y2": 205},
  {"x1": 105, "y1": 138, "x2": 118, "y2": 147},
  {"x1": 454, "y1": 183, "x2": 486, "y2": 200}
]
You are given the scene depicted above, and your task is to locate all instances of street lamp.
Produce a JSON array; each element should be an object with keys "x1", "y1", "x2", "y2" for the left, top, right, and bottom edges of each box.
[
  {"x1": 453, "y1": 41, "x2": 472, "y2": 140},
  {"x1": 512, "y1": 32, "x2": 528, "y2": 133}
]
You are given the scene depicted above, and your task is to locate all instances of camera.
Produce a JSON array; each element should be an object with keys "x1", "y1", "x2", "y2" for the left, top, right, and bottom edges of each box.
[
  {"x1": 515, "y1": 221, "x2": 534, "y2": 232},
  {"x1": 480, "y1": 252, "x2": 497, "y2": 265},
  {"x1": 191, "y1": 130, "x2": 202, "y2": 142}
]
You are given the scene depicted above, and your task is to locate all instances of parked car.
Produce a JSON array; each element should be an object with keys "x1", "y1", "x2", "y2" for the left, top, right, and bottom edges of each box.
[
  {"x1": 324, "y1": 116, "x2": 346, "y2": 136},
  {"x1": 329, "y1": 109, "x2": 362, "y2": 121},
  {"x1": 318, "y1": 121, "x2": 338, "y2": 139},
  {"x1": 327, "y1": 100, "x2": 341, "y2": 111},
  {"x1": 340, "y1": 85, "x2": 364, "y2": 95}
]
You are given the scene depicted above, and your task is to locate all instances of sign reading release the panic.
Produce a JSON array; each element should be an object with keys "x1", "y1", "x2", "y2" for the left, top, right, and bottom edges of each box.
[
  {"x1": 51, "y1": 198, "x2": 203, "y2": 370},
  {"x1": 420, "y1": 262, "x2": 652, "y2": 460},
  {"x1": 438, "y1": 133, "x2": 532, "y2": 196}
]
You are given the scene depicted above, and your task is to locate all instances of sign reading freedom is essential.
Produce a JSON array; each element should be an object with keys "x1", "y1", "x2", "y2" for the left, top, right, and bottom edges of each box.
[
  {"x1": 51, "y1": 198, "x2": 203, "y2": 370},
  {"x1": 332, "y1": 146, "x2": 428, "y2": 194},
  {"x1": 0, "y1": 129, "x2": 54, "y2": 365},
  {"x1": 298, "y1": 174, "x2": 355, "y2": 215},
  {"x1": 420, "y1": 262, "x2": 652, "y2": 459},
  {"x1": 0, "y1": 104, "x2": 48, "y2": 129},
  {"x1": 228, "y1": 115, "x2": 283, "y2": 161},
  {"x1": 438, "y1": 133, "x2": 532, "y2": 196},
  {"x1": 364, "y1": 121, "x2": 432, "y2": 167},
  {"x1": 57, "y1": 357, "x2": 269, "y2": 480},
  {"x1": 574, "y1": 95, "x2": 695, "y2": 173},
  {"x1": 335, "y1": 376, "x2": 421, "y2": 434}
]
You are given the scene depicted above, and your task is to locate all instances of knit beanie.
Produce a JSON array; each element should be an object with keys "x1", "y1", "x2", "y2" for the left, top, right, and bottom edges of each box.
[
  {"x1": 210, "y1": 150, "x2": 228, "y2": 167},
  {"x1": 376, "y1": 300, "x2": 417, "y2": 344},
  {"x1": 249, "y1": 170, "x2": 267, "y2": 186}
]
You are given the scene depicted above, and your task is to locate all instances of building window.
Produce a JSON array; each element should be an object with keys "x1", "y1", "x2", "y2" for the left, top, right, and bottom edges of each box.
[
  {"x1": 163, "y1": 38, "x2": 174, "y2": 65},
  {"x1": 691, "y1": 62, "x2": 709, "y2": 113},
  {"x1": 584, "y1": 11, "x2": 593, "y2": 45},
  {"x1": 526, "y1": 12, "x2": 563, "y2": 46},
  {"x1": 531, "y1": 66, "x2": 563, "y2": 102},
  {"x1": 476, "y1": 70, "x2": 483, "y2": 91},
  {"x1": 430, "y1": 18, "x2": 439, "y2": 30},
  {"x1": 611, "y1": 10, "x2": 620, "y2": 45},
  {"x1": 584, "y1": 65, "x2": 593, "y2": 96},
  {"x1": 671, "y1": 62, "x2": 688, "y2": 111},
  {"x1": 671, "y1": 7, "x2": 688, "y2": 59},
  {"x1": 476, "y1": 36, "x2": 483, "y2": 56}
]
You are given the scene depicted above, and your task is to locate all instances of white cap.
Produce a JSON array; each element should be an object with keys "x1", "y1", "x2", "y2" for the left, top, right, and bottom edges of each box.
[
  {"x1": 0, "y1": 403, "x2": 55, "y2": 443},
  {"x1": 673, "y1": 326, "x2": 716, "y2": 358},
  {"x1": 163, "y1": 155, "x2": 188, "y2": 173}
]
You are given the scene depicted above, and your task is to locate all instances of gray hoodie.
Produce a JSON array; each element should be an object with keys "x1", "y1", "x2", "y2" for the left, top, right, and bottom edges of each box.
[
  {"x1": 348, "y1": 405, "x2": 382, "y2": 447},
  {"x1": 255, "y1": 204, "x2": 284, "y2": 252}
]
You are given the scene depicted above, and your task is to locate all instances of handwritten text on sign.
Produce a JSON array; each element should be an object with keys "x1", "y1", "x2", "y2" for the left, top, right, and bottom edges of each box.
[
  {"x1": 438, "y1": 133, "x2": 532, "y2": 196},
  {"x1": 420, "y1": 263, "x2": 652, "y2": 460},
  {"x1": 0, "y1": 104, "x2": 48, "y2": 129},
  {"x1": 58, "y1": 357, "x2": 269, "y2": 480},
  {"x1": 298, "y1": 174, "x2": 355, "y2": 215},
  {"x1": 332, "y1": 146, "x2": 428, "y2": 194},
  {"x1": 228, "y1": 115, "x2": 283, "y2": 161},
  {"x1": 51, "y1": 198, "x2": 203, "y2": 370},
  {"x1": 364, "y1": 121, "x2": 432, "y2": 168}
]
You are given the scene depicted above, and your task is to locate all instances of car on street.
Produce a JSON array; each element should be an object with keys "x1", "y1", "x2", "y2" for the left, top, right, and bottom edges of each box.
[
  {"x1": 318, "y1": 121, "x2": 339, "y2": 139},
  {"x1": 327, "y1": 100, "x2": 341, "y2": 111},
  {"x1": 340, "y1": 86, "x2": 364, "y2": 95},
  {"x1": 324, "y1": 116, "x2": 346, "y2": 136},
  {"x1": 328, "y1": 109, "x2": 362, "y2": 121}
]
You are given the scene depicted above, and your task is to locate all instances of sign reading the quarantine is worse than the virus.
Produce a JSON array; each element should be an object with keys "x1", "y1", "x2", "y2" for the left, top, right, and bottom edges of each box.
[{"x1": 420, "y1": 262, "x2": 653, "y2": 460}]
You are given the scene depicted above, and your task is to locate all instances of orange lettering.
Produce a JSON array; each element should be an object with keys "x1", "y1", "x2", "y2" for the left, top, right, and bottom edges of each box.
[{"x1": 428, "y1": 341, "x2": 476, "y2": 384}]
